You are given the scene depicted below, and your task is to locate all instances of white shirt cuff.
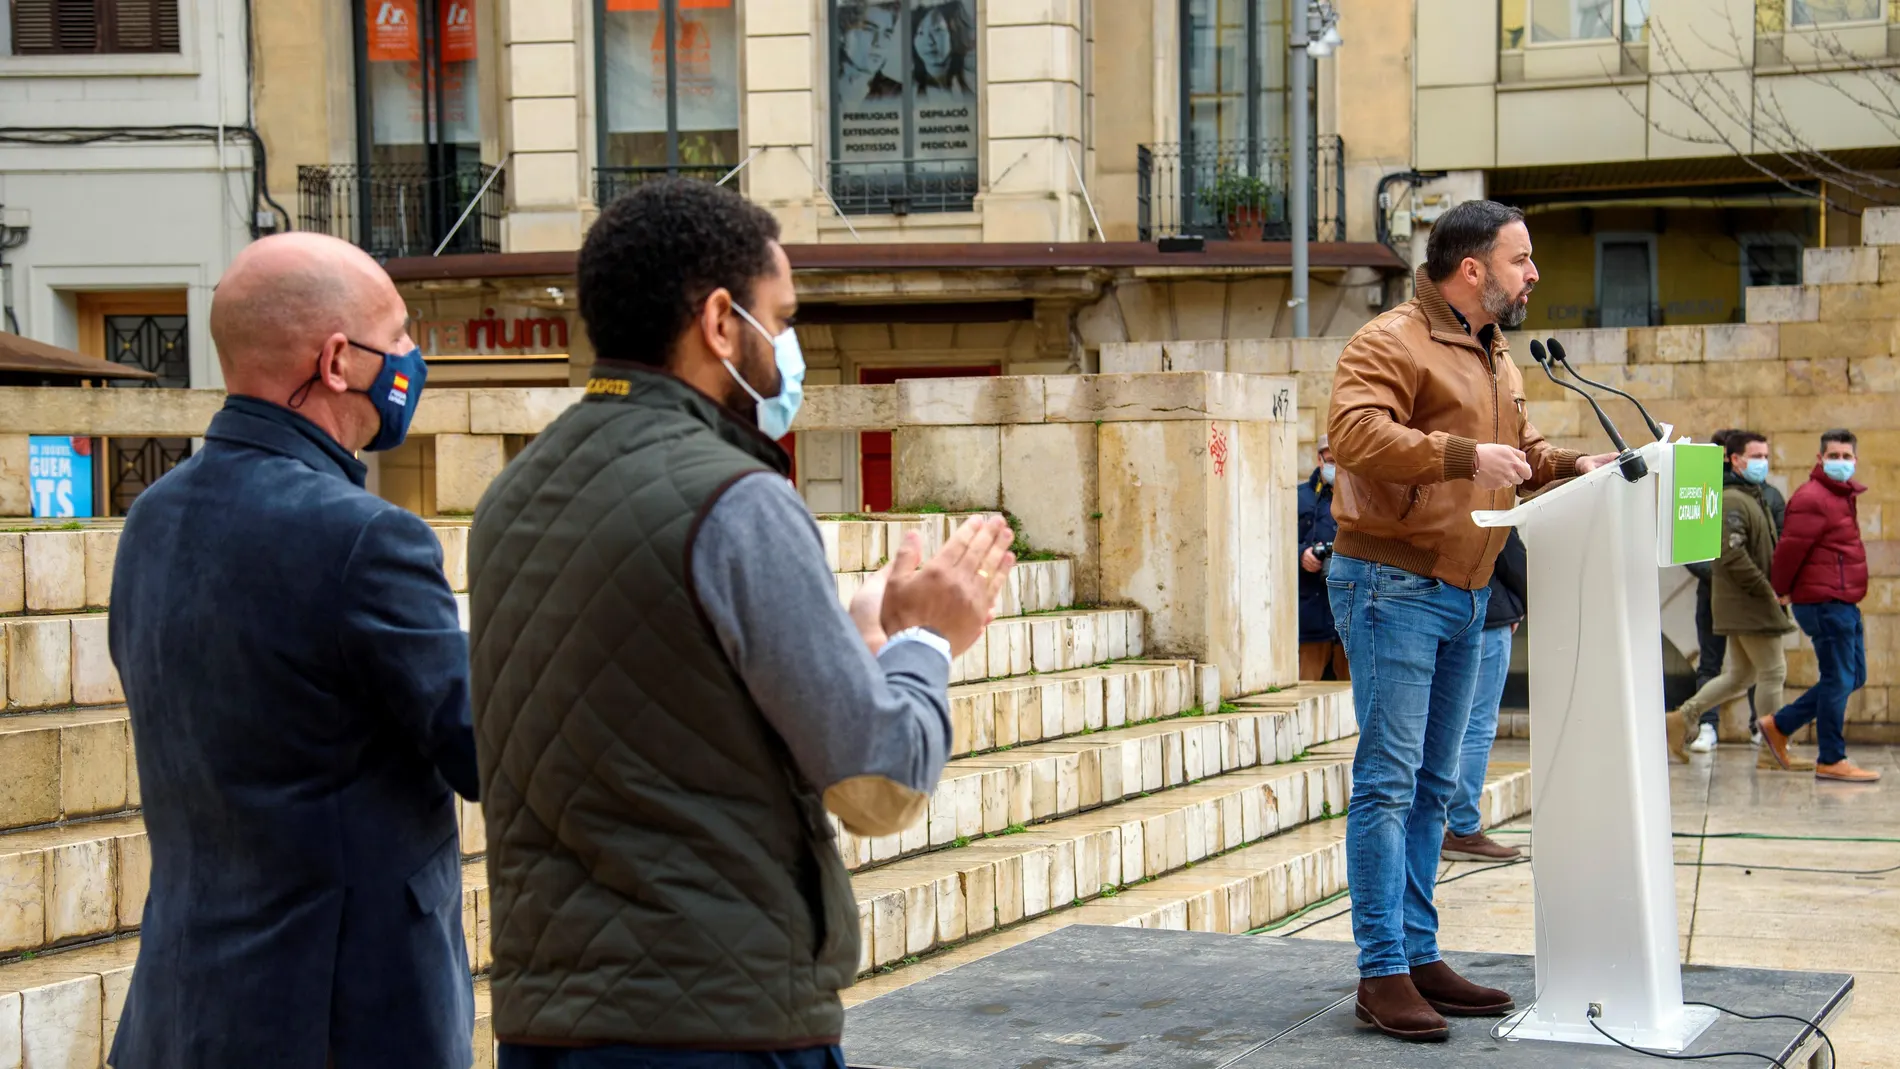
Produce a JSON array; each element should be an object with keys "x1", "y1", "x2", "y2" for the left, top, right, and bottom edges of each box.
[{"x1": 882, "y1": 626, "x2": 953, "y2": 667}]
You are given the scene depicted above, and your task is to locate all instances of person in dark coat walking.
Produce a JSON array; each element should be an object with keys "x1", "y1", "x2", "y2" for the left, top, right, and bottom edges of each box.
[
  {"x1": 1762, "y1": 429, "x2": 1881, "y2": 782},
  {"x1": 1684, "y1": 428, "x2": 1785, "y2": 752},
  {"x1": 1666, "y1": 431, "x2": 1797, "y2": 766},
  {"x1": 107, "y1": 232, "x2": 479, "y2": 1069},
  {"x1": 1297, "y1": 435, "x2": 1348, "y2": 681},
  {"x1": 1441, "y1": 529, "x2": 1525, "y2": 862}
]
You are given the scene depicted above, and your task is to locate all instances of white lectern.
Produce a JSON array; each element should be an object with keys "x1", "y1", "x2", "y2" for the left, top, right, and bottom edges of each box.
[{"x1": 1472, "y1": 433, "x2": 1724, "y2": 1051}]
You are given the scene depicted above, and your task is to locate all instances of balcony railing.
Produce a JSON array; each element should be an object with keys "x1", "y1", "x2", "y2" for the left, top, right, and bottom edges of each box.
[
  {"x1": 827, "y1": 159, "x2": 978, "y2": 216},
  {"x1": 298, "y1": 163, "x2": 504, "y2": 259},
  {"x1": 1137, "y1": 136, "x2": 1345, "y2": 242},
  {"x1": 595, "y1": 164, "x2": 730, "y2": 207}
]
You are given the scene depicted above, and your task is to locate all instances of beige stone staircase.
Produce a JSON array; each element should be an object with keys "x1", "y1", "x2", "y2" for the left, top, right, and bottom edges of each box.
[{"x1": 0, "y1": 513, "x2": 1528, "y2": 1068}]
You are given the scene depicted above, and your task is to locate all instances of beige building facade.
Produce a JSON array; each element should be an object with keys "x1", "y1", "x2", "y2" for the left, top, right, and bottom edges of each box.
[
  {"x1": 1412, "y1": 0, "x2": 1900, "y2": 334},
  {"x1": 247, "y1": 0, "x2": 1417, "y2": 514}
]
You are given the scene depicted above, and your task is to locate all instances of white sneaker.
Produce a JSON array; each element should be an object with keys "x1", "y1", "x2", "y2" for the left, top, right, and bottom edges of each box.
[
  {"x1": 1689, "y1": 723, "x2": 1717, "y2": 753},
  {"x1": 1751, "y1": 726, "x2": 1763, "y2": 746}
]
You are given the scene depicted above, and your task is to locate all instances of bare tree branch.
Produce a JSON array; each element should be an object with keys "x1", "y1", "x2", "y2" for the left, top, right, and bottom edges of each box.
[{"x1": 1602, "y1": 9, "x2": 1900, "y2": 212}]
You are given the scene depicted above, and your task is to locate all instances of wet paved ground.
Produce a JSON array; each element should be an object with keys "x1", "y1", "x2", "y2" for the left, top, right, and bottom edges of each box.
[{"x1": 1290, "y1": 738, "x2": 1900, "y2": 1068}]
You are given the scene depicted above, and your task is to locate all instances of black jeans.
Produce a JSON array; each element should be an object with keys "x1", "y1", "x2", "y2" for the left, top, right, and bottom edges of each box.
[{"x1": 1693, "y1": 576, "x2": 1757, "y2": 731}]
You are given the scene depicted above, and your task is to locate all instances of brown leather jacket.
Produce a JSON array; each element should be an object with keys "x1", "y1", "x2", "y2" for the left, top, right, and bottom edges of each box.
[{"x1": 1326, "y1": 267, "x2": 1579, "y2": 590}]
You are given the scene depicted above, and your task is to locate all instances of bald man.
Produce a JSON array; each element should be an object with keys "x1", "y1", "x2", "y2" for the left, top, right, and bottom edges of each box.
[{"x1": 107, "y1": 233, "x2": 478, "y2": 1069}]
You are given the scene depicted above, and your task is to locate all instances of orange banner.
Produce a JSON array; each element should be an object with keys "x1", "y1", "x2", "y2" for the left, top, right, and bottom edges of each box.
[
  {"x1": 441, "y1": 0, "x2": 476, "y2": 62},
  {"x1": 366, "y1": 0, "x2": 418, "y2": 62}
]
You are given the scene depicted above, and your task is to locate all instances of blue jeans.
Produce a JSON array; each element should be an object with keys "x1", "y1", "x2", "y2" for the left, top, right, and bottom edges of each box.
[
  {"x1": 1326, "y1": 555, "x2": 1490, "y2": 979},
  {"x1": 499, "y1": 1045, "x2": 845, "y2": 1069},
  {"x1": 1774, "y1": 601, "x2": 1866, "y2": 766},
  {"x1": 1448, "y1": 625, "x2": 1513, "y2": 838}
]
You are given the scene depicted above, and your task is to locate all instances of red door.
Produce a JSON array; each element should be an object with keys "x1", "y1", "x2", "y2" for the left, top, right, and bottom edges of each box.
[{"x1": 858, "y1": 364, "x2": 1000, "y2": 512}]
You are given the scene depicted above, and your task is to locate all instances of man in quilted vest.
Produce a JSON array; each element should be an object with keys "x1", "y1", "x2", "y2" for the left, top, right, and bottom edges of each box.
[
  {"x1": 469, "y1": 178, "x2": 1014, "y2": 1069},
  {"x1": 1763, "y1": 429, "x2": 1881, "y2": 782}
]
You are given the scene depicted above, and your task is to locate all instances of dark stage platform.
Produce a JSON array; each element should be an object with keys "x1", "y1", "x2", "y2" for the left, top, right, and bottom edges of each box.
[{"x1": 842, "y1": 927, "x2": 1853, "y2": 1068}]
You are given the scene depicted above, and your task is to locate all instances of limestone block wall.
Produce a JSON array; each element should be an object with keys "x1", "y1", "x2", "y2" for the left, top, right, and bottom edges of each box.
[{"x1": 858, "y1": 373, "x2": 1302, "y2": 696}]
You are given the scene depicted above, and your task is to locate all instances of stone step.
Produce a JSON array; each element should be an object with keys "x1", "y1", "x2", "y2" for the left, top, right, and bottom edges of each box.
[
  {"x1": 0, "y1": 596, "x2": 1138, "y2": 829},
  {"x1": 846, "y1": 755, "x2": 1354, "y2": 971},
  {"x1": 0, "y1": 802, "x2": 490, "y2": 961},
  {"x1": 455, "y1": 599, "x2": 1143, "y2": 687},
  {"x1": 2, "y1": 516, "x2": 1049, "y2": 616},
  {"x1": 840, "y1": 755, "x2": 1533, "y2": 1007},
  {"x1": 455, "y1": 667, "x2": 1232, "y2": 856},
  {"x1": 0, "y1": 815, "x2": 146, "y2": 956},
  {"x1": 943, "y1": 659, "x2": 1206, "y2": 760},
  {"x1": 813, "y1": 514, "x2": 969, "y2": 572},
  {"x1": 0, "y1": 530, "x2": 117, "y2": 618},
  {"x1": 2, "y1": 751, "x2": 1519, "y2": 1069},
  {"x1": 0, "y1": 932, "x2": 139, "y2": 1068},
  {"x1": 0, "y1": 709, "x2": 136, "y2": 832},
  {"x1": 946, "y1": 606, "x2": 1144, "y2": 686},
  {"x1": 835, "y1": 558, "x2": 1072, "y2": 619},
  {"x1": 0, "y1": 852, "x2": 493, "y2": 1069},
  {"x1": 0, "y1": 683, "x2": 1349, "y2": 955},
  {"x1": 838, "y1": 682, "x2": 1356, "y2": 873},
  {"x1": 2, "y1": 615, "x2": 121, "y2": 713},
  {"x1": 0, "y1": 699, "x2": 491, "y2": 847}
]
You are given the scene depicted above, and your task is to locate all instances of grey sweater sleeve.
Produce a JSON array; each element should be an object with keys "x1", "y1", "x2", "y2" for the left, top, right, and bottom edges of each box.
[{"x1": 690, "y1": 471, "x2": 953, "y2": 836}]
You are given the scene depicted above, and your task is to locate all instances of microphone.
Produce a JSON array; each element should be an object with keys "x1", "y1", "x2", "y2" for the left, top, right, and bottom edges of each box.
[
  {"x1": 1529, "y1": 340, "x2": 1648, "y2": 484},
  {"x1": 1547, "y1": 338, "x2": 1667, "y2": 442}
]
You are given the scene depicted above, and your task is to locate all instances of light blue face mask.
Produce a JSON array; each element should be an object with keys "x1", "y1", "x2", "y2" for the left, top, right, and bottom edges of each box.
[
  {"x1": 1824, "y1": 458, "x2": 1857, "y2": 483},
  {"x1": 1742, "y1": 457, "x2": 1770, "y2": 484},
  {"x1": 1320, "y1": 462, "x2": 1336, "y2": 486},
  {"x1": 725, "y1": 304, "x2": 805, "y2": 440}
]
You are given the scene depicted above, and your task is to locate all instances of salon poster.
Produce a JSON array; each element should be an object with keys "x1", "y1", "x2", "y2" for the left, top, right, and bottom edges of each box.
[{"x1": 833, "y1": 0, "x2": 977, "y2": 174}]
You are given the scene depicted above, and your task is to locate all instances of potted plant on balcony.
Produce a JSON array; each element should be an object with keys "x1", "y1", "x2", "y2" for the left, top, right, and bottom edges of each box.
[{"x1": 1195, "y1": 169, "x2": 1277, "y2": 241}]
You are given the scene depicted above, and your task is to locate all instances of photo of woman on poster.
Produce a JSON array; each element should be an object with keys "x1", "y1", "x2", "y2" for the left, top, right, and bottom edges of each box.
[{"x1": 910, "y1": 0, "x2": 975, "y2": 102}]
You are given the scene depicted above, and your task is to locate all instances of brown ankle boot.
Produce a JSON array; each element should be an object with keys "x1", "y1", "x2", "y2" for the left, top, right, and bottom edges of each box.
[
  {"x1": 1410, "y1": 959, "x2": 1516, "y2": 1016},
  {"x1": 1758, "y1": 716, "x2": 1793, "y2": 770},
  {"x1": 1355, "y1": 974, "x2": 1449, "y2": 1042},
  {"x1": 1664, "y1": 710, "x2": 1689, "y2": 764}
]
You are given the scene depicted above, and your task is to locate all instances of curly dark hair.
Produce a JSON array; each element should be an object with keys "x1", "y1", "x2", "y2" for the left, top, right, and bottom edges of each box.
[{"x1": 578, "y1": 178, "x2": 782, "y2": 367}]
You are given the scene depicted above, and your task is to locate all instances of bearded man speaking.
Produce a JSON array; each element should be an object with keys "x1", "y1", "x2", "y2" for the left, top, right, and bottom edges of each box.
[{"x1": 1323, "y1": 200, "x2": 1616, "y2": 1043}]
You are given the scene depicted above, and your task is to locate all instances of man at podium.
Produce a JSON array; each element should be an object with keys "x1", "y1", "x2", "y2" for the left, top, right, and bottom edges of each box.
[{"x1": 1326, "y1": 200, "x2": 1616, "y2": 1043}]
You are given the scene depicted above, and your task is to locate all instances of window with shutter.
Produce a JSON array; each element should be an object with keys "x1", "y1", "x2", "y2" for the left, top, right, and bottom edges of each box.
[{"x1": 11, "y1": 0, "x2": 180, "y2": 54}]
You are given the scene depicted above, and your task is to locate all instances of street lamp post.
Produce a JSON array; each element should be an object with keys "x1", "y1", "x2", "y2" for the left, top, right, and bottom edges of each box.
[{"x1": 1289, "y1": 2, "x2": 1341, "y2": 339}]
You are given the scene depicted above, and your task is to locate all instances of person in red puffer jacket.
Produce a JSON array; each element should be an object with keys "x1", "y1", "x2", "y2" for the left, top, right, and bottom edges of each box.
[{"x1": 1762, "y1": 428, "x2": 1881, "y2": 782}]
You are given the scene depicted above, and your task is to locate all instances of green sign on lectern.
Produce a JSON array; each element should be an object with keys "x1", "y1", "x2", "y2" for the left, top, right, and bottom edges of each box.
[{"x1": 1668, "y1": 443, "x2": 1724, "y2": 565}]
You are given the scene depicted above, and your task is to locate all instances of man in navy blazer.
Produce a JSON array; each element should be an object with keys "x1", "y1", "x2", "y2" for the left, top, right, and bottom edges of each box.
[{"x1": 107, "y1": 232, "x2": 479, "y2": 1069}]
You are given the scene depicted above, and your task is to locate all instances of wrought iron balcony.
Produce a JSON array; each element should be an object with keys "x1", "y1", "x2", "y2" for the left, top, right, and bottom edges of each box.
[
  {"x1": 297, "y1": 163, "x2": 504, "y2": 259},
  {"x1": 595, "y1": 164, "x2": 731, "y2": 207},
  {"x1": 1137, "y1": 136, "x2": 1345, "y2": 242},
  {"x1": 827, "y1": 158, "x2": 978, "y2": 216}
]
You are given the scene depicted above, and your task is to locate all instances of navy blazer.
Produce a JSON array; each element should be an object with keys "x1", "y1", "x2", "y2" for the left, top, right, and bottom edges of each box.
[{"x1": 108, "y1": 397, "x2": 478, "y2": 1069}]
